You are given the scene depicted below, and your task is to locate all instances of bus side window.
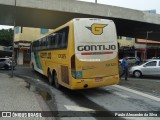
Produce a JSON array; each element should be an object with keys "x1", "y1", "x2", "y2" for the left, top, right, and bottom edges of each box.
[
  {"x1": 57, "y1": 33, "x2": 63, "y2": 48},
  {"x1": 41, "y1": 38, "x2": 44, "y2": 50},
  {"x1": 46, "y1": 37, "x2": 48, "y2": 48},
  {"x1": 48, "y1": 36, "x2": 51, "y2": 49},
  {"x1": 35, "y1": 40, "x2": 39, "y2": 51},
  {"x1": 62, "y1": 27, "x2": 69, "y2": 49},
  {"x1": 46, "y1": 37, "x2": 49, "y2": 49},
  {"x1": 38, "y1": 26, "x2": 69, "y2": 50},
  {"x1": 62, "y1": 31, "x2": 68, "y2": 48},
  {"x1": 50, "y1": 34, "x2": 57, "y2": 49},
  {"x1": 57, "y1": 27, "x2": 69, "y2": 49},
  {"x1": 39, "y1": 39, "x2": 42, "y2": 50},
  {"x1": 42, "y1": 38, "x2": 46, "y2": 50}
]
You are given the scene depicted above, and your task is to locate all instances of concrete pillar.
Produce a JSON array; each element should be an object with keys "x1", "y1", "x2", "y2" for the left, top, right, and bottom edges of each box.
[
  {"x1": 135, "y1": 50, "x2": 137, "y2": 57},
  {"x1": 17, "y1": 51, "x2": 23, "y2": 65}
]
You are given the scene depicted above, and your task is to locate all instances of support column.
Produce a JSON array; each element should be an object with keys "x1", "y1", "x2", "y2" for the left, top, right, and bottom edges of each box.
[
  {"x1": 135, "y1": 50, "x2": 137, "y2": 57},
  {"x1": 17, "y1": 50, "x2": 23, "y2": 65}
]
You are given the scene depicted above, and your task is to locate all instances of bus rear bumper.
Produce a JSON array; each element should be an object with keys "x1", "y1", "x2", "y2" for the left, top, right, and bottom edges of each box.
[{"x1": 71, "y1": 74, "x2": 119, "y2": 90}]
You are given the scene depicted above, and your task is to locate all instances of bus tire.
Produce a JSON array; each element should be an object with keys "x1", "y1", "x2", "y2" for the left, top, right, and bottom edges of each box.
[
  {"x1": 48, "y1": 70, "x2": 54, "y2": 85},
  {"x1": 54, "y1": 74, "x2": 60, "y2": 89},
  {"x1": 32, "y1": 63, "x2": 35, "y2": 71}
]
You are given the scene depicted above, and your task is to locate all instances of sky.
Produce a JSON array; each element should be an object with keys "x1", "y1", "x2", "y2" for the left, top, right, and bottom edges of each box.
[
  {"x1": 78, "y1": 0, "x2": 160, "y2": 13},
  {"x1": 0, "y1": 25, "x2": 13, "y2": 30},
  {"x1": 0, "y1": 0, "x2": 159, "y2": 29}
]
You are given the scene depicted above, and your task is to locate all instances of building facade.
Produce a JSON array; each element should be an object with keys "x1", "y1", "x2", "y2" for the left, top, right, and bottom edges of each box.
[
  {"x1": 14, "y1": 27, "x2": 53, "y2": 65},
  {"x1": 118, "y1": 36, "x2": 136, "y2": 59},
  {"x1": 135, "y1": 39, "x2": 160, "y2": 60},
  {"x1": 118, "y1": 36, "x2": 160, "y2": 61}
]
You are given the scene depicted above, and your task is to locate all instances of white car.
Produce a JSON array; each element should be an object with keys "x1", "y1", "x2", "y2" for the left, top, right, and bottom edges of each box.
[
  {"x1": 146, "y1": 57, "x2": 160, "y2": 62},
  {"x1": 129, "y1": 60, "x2": 160, "y2": 78},
  {"x1": 0, "y1": 57, "x2": 16, "y2": 70}
]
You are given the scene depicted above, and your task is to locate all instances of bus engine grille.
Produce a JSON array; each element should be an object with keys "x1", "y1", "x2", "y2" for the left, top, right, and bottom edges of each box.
[{"x1": 61, "y1": 66, "x2": 69, "y2": 85}]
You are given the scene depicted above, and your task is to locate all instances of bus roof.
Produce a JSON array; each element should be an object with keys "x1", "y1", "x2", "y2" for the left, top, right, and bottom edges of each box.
[{"x1": 32, "y1": 18, "x2": 113, "y2": 42}]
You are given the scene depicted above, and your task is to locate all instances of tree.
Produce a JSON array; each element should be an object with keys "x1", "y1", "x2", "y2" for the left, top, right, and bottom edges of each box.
[{"x1": 0, "y1": 28, "x2": 13, "y2": 46}]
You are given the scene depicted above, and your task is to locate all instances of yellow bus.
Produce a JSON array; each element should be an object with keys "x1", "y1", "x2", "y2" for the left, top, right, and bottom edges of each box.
[{"x1": 31, "y1": 18, "x2": 119, "y2": 89}]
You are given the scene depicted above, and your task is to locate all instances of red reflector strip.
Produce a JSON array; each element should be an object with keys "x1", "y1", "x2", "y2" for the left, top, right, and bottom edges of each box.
[
  {"x1": 81, "y1": 52, "x2": 113, "y2": 55},
  {"x1": 81, "y1": 52, "x2": 92, "y2": 55},
  {"x1": 103, "y1": 52, "x2": 113, "y2": 54}
]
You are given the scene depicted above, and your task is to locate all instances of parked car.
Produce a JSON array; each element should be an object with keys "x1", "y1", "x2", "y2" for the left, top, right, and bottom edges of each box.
[
  {"x1": 0, "y1": 57, "x2": 16, "y2": 70},
  {"x1": 151, "y1": 57, "x2": 160, "y2": 59},
  {"x1": 119, "y1": 57, "x2": 140, "y2": 64},
  {"x1": 146, "y1": 57, "x2": 160, "y2": 62},
  {"x1": 129, "y1": 59, "x2": 160, "y2": 78}
]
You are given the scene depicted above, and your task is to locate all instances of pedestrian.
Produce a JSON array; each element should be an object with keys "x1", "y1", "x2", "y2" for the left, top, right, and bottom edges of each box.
[
  {"x1": 120, "y1": 56, "x2": 129, "y2": 81},
  {"x1": 135, "y1": 57, "x2": 140, "y2": 65}
]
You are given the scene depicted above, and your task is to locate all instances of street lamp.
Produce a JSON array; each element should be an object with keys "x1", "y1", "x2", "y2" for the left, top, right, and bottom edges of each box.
[
  {"x1": 145, "y1": 31, "x2": 153, "y2": 60},
  {"x1": 11, "y1": 0, "x2": 16, "y2": 77}
]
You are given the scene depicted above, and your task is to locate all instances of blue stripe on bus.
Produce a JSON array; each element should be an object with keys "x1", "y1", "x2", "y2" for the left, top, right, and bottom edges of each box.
[{"x1": 34, "y1": 52, "x2": 42, "y2": 70}]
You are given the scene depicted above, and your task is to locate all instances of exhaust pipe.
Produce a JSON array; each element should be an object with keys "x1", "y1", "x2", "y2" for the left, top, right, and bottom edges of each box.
[{"x1": 84, "y1": 84, "x2": 88, "y2": 88}]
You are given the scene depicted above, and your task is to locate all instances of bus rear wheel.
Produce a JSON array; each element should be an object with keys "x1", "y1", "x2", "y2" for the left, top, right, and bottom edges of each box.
[
  {"x1": 48, "y1": 71, "x2": 54, "y2": 85},
  {"x1": 32, "y1": 63, "x2": 35, "y2": 71},
  {"x1": 54, "y1": 74, "x2": 60, "y2": 89}
]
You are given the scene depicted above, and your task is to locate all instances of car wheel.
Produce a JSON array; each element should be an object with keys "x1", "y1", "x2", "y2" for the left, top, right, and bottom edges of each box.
[
  {"x1": 133, "y1": 70, "x2": 142, "y2": 78},
  {"x1": 4, "y1": 65, "x2": 9, "y2": 70}
]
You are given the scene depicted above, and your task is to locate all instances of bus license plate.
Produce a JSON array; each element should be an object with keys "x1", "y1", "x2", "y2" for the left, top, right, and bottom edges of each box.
[{"x1": 95, "y1": 78, "x2": 102, "y2": 82}]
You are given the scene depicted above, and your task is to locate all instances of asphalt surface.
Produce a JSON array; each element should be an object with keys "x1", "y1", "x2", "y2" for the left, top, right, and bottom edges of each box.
[
  {"x1": 1, "y1": 65, "x2": 160, "y2": 97},
  {"x1": 0, "y1": 66, "x2": 160, "y2": 120},
  {"x1": 119, "y1": 77, "x2": 160, "y2": 97},
  {"x1": 118, "y1": 64, "x2": 160, "y2": 97}
]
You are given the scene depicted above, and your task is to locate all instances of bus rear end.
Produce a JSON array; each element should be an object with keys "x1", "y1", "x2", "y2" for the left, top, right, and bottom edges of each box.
[{"x1": 71, "y1": 18, "x2": 119, "y2": 89}]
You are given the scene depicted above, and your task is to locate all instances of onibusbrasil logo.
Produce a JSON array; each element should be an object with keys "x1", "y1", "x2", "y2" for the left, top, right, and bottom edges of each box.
[{"x1": 86, "y1": 24, "x2": 107, "y2": 35}]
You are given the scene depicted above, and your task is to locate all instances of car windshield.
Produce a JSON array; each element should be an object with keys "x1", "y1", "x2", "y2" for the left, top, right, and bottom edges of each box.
[
  {"x1": 0, "y1": 59, "x2": 6, "y2": 62},
  {"x1": 9, "y1": 57, "x2": 15, "y2": 61}
]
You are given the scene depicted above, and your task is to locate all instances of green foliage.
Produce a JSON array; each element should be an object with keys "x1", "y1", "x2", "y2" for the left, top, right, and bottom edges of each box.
[{"x1": 0, "y1": 28, "x2": 13, "y2": 46}]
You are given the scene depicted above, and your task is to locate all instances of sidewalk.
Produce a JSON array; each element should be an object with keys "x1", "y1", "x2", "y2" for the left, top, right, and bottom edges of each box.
[{"x1": 0, "y1": 73, "x2": 52, "y2": 119}]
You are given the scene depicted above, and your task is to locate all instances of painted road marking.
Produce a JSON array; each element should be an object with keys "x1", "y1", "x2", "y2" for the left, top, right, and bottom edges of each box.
[
  {"x1": 64, "y1": 105, "x2": 95, "y2": 111},
  {"x1": 113, "y1": 85, "x2": 160, "y2": 102},
  {"x1": 113, "y1": 92, "x2": 130, "y2": 99}
]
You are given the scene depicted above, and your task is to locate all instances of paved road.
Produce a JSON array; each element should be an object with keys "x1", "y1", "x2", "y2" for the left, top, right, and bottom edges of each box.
[
  {"x1": 0, "y1": 66, "x2": 160, "y2": 120},
  {"x1": 1, "y1": 65, "x2": 160, "y2": 96}
]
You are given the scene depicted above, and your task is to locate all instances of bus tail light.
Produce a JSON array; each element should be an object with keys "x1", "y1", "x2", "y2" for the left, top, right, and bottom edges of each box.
[{"x1": 71, "y1": 55, "x2": 76, "y2": 78}]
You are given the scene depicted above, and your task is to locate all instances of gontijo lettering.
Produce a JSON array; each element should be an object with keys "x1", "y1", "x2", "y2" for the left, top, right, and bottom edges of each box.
[{"x1": 77, "y1": 45, "x2": 116, "y2": 51}]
